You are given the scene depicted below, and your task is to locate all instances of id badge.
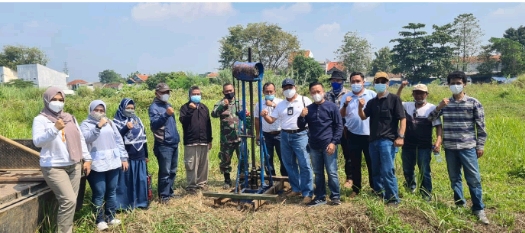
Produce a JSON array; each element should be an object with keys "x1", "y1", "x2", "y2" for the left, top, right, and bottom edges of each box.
[{"x1": 287, "y1": 107, "x2": 293, "y2": 115}]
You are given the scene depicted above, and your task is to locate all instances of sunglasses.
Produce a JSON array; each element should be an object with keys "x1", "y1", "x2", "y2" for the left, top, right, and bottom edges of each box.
[{"x1": 374, "y1": 79, "x2": 388, "y2": 84}]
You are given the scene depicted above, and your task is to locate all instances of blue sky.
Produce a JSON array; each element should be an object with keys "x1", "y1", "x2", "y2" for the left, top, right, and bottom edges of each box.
[{"x1": 0, "y1": 2, "x2": 524, "y2": 83}]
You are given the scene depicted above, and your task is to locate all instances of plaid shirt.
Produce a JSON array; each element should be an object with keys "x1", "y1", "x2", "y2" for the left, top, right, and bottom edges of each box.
[{"x1": 428, "y1": 94, "x2": 487, "y2": 150}]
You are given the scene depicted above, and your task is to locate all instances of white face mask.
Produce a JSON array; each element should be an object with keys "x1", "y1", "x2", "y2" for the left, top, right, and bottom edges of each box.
[
  {"x1": 283, "y1": 89, "x2": 296, "y2": 99},
  {"x1": 450, "y1": 85, "x2": 463, "y2": 95},
  {"x1": 48, "y1": 101, "x2": 64, "y2": 113},
  {"x1": 160, "y1": 94, "x2": 170, "y2": 102},
  {"x1": 312, "y1": 93, "x2": 323, "y2": 103}
]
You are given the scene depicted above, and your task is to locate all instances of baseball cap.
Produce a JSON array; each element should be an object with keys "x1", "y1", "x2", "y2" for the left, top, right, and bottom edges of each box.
[
  {"x1": 374, "y1": 72, "x2": 390, "y2": 81},
  {"x1": 330, "y1": 71, "x2": 346, "y2": 80},
  {"x1": 413, "y1": 84, "x2": 428, "y2": 93},
  {"x1": 282, "y1": 78, "x2": 295, "y2": 88},
  {"x1": 155, "y1": 83, "x2": 171, "y2": 92}
]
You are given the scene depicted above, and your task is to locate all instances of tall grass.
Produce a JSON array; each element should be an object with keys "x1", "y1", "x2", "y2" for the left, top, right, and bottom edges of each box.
[{"x1": 1, "y1": 75, "x2": 524, "y2": 232}]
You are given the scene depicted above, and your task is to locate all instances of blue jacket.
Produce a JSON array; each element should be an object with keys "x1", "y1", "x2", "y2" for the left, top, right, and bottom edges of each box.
[
  {"x1": 297, "y1": 100, "x2": 343, "y2": 150},
  {"x1": 149, "y1": 97, "x2": 180, "y2": 146}
]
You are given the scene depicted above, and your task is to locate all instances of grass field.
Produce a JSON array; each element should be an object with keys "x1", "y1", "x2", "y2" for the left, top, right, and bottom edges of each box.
[{"x1": 1, "y1": 76, "x2": 524, "y2": 233}]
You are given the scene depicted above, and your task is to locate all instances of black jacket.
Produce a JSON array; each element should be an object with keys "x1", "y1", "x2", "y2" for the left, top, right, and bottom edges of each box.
[{"x1": 179, "y1": 102, "x2": 213, "y2": 145}]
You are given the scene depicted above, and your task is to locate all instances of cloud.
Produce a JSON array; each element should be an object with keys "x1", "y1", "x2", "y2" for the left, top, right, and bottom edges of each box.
[
  {"x1": 261, "y1": 3, "x2": 312, "y2": 23},
  {"x1": 489, "y1": 3, "x2": 525, "y2": 18},
  {"x1": 351, "y1": 2, "x2": 380, "y2": 12},
  {"x1": 314, "y1": 22, "x2": 341, "y2": 43},
  {"x1": 131, "y1": 2, "x2": 235, "y2": 22}
]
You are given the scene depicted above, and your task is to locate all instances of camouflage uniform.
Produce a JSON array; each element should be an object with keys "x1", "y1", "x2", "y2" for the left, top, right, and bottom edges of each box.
[{"x1": 211, "y1": 98, "x2": 246, "y2": 174}]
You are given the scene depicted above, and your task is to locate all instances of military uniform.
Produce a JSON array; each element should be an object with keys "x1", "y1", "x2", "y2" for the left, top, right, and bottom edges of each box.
[{"x1": 211, "y1": 98, "x2": 246, "y2": 175}]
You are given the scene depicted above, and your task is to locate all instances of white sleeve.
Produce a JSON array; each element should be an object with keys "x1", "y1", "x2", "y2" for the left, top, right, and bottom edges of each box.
[
  {"x1": 254, "y1": 102, "x2": 260, "y2": 118},
  {"x1": 270, "y1": 102, "x2": 281, "y2": 119},
  {"x1": 32, "y1": 116, "x2": 59, "y2": 148}
]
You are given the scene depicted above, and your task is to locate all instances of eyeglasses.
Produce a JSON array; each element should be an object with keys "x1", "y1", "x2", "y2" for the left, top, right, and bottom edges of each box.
[{"x1": 374, "y1": 79, "x2": 388, "y2": 84}]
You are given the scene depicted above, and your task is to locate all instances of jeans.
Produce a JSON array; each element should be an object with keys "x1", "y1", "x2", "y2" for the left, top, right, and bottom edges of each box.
[
  {"x1": 401, "y1": 148, "x2": 432, "y2": 197},
  {"x1": 87, "y1": 168, "x2": 120, "y2": 224},
  {"x1": 309, "y1": 147, "x2": 340, "y2": 201},
  {"x1": 263, "y1": 132, "x2": 287, "y2": 176},
  {"x1": 280, "y1": 130, "x2": 314, "y2": 197},
  {"x1": 346, "y1": 130, "x2": 373, "y2": 194},
  {"x1": 369, "y1": 138, "x2": 399, "y2": 203},
  {"x1": 154, "y1": 143, "x2": 179, "y2": 199},
  {"x1": 445, "y1": 148, "x2": 485, "y2": 211}
]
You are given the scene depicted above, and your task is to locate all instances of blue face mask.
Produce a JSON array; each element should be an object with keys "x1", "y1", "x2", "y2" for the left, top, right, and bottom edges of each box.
[
  {"x1": 265, "y1": 95, "x2": 275, "y2": 101},
  {"x1": 374, "y1": 84, "x2": 387, "y2": 93},
  {"x1": 190, "y1": 95, "x2": 201, "y2": 104},
  {"x1": 351, "y1": 84, "x2": 362, "y2": 93},
  {"x1": 331, "y1": 82, "x2": 343, "y2": 91}
]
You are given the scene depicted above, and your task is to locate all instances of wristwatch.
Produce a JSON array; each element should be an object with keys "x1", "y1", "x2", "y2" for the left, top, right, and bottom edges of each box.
[{"x1": 398, "y1": 134, "x2": 405, "y2": 139}]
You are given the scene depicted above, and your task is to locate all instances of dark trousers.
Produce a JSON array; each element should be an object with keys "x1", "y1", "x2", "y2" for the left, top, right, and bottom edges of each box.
[
  {"x1": 263, "y1": 132, "x2": 287, "y2": 176},
  {"x1": 346, "y1": 130, "x2": 373, "y2": 194},
  {"x1": 153, "y1": 143, "x2": 179, "y2": 200}
]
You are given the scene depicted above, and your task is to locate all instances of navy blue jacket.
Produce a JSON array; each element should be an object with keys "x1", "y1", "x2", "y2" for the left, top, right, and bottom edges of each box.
[
  {"x1": 148, "y1": 97, "x2": 180, "y2": 146},
  {"x1": 297, "y1": 100, "x2": 343, "y2": 150}
]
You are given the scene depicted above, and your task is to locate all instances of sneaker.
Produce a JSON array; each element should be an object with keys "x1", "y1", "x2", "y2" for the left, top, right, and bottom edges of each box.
[
  {"x1": 223, "y1": 183, "x2": 231, "y2": 190},
  {"x1": 306, "y1": 199, "x2": 327, "y2": 207},
  {"x1": 97, "y1": 222, "x2": 109, "y2": 231},
  {"x1": 473, "y1": 210, "x2": 490, "y2": 225},
  {"x1": 186, "y1": 188, "x2": 198, "y2": 195},
  {"x1": 302, "y1": 196, "x2": 313, "y2": 204},
  {"x1": 159, "y1": 197, "x2": 171, "y2": 204},
  {"x1": 329, "y1": 198, "x2": 341, "y2": 206},
  {"x1": 108, "y1": 219, "x2": 121, "y2": 226}
]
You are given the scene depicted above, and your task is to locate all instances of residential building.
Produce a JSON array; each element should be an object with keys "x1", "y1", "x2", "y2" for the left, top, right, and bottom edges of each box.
[
  {"x1": 127, "y1": 73, "x2": 149, "y2": 84},
  {"x1": 0, "y1": 66, "x2": 18, "y2": 84},
  {"x1": 16, "y1": 64, "x2": 69, "y2": 90},
  {"x1": 67, "y1": 79, "x2": 89, "y2": 90},
  {"x1": 288, "y1": 50, "x2": 314, "y2": 66},
  {"x1": 103, "y1": 83, "x2": 123, "y2": 90}
]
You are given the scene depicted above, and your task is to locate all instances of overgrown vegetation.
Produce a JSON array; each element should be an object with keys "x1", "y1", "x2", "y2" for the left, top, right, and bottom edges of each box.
[{"x1": 1, "y1": 75, "x2": 524, "y2": 232}]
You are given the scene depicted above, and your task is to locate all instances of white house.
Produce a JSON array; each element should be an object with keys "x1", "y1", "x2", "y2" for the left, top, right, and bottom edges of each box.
[
  {"x1": 16, "y1": 64, "x2": 69, "y2": 90},
  {"x1": 0, "y1": 66, "x2": 18, "y2": 83}
]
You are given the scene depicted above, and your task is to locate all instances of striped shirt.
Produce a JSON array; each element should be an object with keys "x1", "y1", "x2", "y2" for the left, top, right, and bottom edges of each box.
[{"x1": 428, "y1": 94, "x2": 487, "y2": 150}]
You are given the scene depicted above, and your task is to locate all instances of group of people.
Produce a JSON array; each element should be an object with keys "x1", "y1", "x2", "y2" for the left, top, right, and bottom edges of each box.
[
  {"x1": 257, "y1": 70, "x2": 489, "y2": 225},
  {"x1": 31, "y1": 69, "x2": 489, "y2": 233}
]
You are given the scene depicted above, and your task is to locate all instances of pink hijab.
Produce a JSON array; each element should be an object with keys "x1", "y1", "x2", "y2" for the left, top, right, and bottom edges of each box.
[{"x1": 40, "y1": 87, "x2": 83, "y2": 163}]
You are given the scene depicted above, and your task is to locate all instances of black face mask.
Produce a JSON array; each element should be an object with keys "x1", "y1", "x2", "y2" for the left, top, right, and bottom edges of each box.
[{"x1": 224, "y1": 92, "x2": 235, "y2": 100}]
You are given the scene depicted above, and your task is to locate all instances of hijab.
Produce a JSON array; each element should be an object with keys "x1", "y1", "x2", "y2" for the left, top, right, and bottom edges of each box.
[
  {"x1": 40, "y1": 87, "x2": 83, "y2": 163},
  {"x1": 113, "y1": 98, "x2": 147, "y2": 151}
]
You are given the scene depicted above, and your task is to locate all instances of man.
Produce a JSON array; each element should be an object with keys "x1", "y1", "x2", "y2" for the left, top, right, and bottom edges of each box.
[
  {"x1": 179, "y1": 86, "x2": 213, "y2": 195},
  {"x1": 324, "y1": 71, "x2": 352, "y2": 188},
  {"x1": 149, "y1": 83, "x2": 181, "y2": 203},
  {"x1": 254, "y1": 82, "x2": 287, "y2": 177},
  {"x1": 298, "y1": 82, "x2": 343, "y2": 206},
  {"x1": 339, "y1": 72, "x2": 377, "y2": 197},
  {"x1": 428, "y1": 71, "x2": 489, "y2": 224},
  {"x1": 261, "y1": 78, "x2": 314, "y2": 204},
  {"x1": 211, "y1": 83, "x2": 245, "y2": 189},
  {"x1": 396, "y1": 82, "x2": 442, "y2": 201},
  {"x1": 358, "y1": 72, "x2": 406, "y2": 206}
]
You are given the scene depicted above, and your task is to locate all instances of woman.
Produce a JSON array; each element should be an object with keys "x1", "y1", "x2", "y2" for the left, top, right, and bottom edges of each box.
[
  {"x1": 113, "y1": 98, "x2": 150, "y2": 210},
  {"x1": 80, "y1": 100, "x2": 129, "y2": 231},
  {"x1": 32, "y1": 87, "x2": 92, "y2": 233}
]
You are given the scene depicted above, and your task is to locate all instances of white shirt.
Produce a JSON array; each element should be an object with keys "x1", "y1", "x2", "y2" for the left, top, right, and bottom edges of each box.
[
  {"x1": 270, "y1": 94, "x2": 312, "y2": 130},
  {"x1": 254, "y1": 97, "x2": 283, "y2": 132},
  {"x1": 339, "y1": 89, "x2": 377, "y2": 135},
  {"x1": 402, "y1": 102, "x2": 442, "y2": 126},
  {"x1": 32, "y1": 115, "x2": 91, "y2": 167}
]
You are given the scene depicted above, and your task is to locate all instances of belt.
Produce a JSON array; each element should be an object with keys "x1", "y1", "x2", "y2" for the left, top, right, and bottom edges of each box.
[
  {"x1": 263, "y1": 131, "x2": 281, "y2": 135},
  {"x1": 282, "y1": 128, "x2": 308, "y2": 134}
]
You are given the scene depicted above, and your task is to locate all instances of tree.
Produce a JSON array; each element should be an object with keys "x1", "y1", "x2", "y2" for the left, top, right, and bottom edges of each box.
[
  {"x1": 390, "y1": 23, "x2": 434, "y2": 82},
  {"x1": 429, "y1": 23, "x2": 456, "y2": 78},
  {"x1": 452, "y1": 13, "x2": 484, "y2": 72},
  {"x1": 218, "y1": 22, "x2": 301, "y2": 71},
  {"x1": 98, "y1": 70, "x2": 123, "y2": 84},
  {"x1": 503, "y1": 25, "x2": 525, "y2": 47},
  {"x1": 477, "y1": 44, "x2": 500, "y2": 76},
  {"x1": 0, "y1": 45, "x2": 49, "y2": 71},
  {"x1": 2, "y1": 79, "x2": 35, "y2": 88},
  {"x1": 489, "y1": 38, "x2": 525, "y2": 77},
  {"x1": 335, "y1": 31, "x2": 373, "y2": 74},
  {"x1": 291, "y1": 53, "x2": 325, "y2": 84},
  {"x1": 370, "y1": 47, "x2": 393, "y2": 75}
]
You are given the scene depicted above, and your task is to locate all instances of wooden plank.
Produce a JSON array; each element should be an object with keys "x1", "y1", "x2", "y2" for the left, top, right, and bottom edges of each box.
[
  {"x1": 203, "y1": 192, "x2": 278, "y2": 201},
  {"x1": 0, "y1": 134, "x2": 40, "y2": 158},
  {"x1": 0, "y1": 176, "x2": 45, "y2": 183}
]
